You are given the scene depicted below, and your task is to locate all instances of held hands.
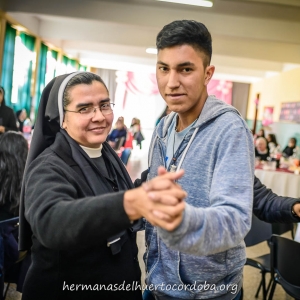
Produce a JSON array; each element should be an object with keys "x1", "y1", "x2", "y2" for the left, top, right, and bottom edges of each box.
[
  {"x1": 124, "y1": 166, "x2": 186, "y2": 231},
  {"x1": 0, "y1": 126, "x2": 5, "y2": 133}
]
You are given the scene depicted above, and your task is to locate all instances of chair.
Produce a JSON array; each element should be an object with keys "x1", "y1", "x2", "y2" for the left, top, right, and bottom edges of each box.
[
  {"x1": 114, "y1": 137, "x2": 126, "y2": 151},
  {"x1": 244, "y1": 214, "x2": 273, "y2": 300},
  {"x1": 120, "y1": 148, "x2": 131, "y2": 166},
  {"x1": 0, "y1": 217, "x2": 31, "y2": 299},
  {"x1": 268, "y1": 235, "x2": 300, "y2": 300},
  {"x1": 271, "y1": 223, "x2": 295, "y2": 240}
]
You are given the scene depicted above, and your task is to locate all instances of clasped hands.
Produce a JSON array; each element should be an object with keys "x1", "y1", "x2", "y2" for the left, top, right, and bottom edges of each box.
[{"x1": 124, "y1": 166, "x2": 186, "y2": 231}]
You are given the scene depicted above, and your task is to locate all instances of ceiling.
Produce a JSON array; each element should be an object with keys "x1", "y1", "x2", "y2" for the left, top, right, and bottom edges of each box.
[{"x1": 4, "y1": 0, "x2": 300, "y2": 82}]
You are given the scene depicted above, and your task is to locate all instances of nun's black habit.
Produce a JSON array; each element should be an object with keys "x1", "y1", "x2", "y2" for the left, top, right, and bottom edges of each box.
[{"x1": 19, "y1": 73, "x2": 142, "y2": 300}]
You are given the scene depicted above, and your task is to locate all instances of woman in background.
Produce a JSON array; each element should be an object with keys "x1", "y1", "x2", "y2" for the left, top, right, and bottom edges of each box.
[
  {"x1": 0, "y1": 87, "x2": 18, "y2": 134},
  {"x1": 108, "y1": 116, "x2": 127, "y2": 150},
  {"x1": 130, "y1": 118, "x2": 144, "y2": 149},
  {"x1": 0, "y1": 131, "x2": 28, "y2": 220},
  {"x1": 266, "y1": 133, "x2": 279, "y2": 154}
]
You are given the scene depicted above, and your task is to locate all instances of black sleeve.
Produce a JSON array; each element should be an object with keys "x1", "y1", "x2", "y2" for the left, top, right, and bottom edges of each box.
[
  {"x1": 24, "y1": 156, "x2": 132, "y2": 251},
  {"x1": 253, "y1": 176, "x2": 300, "y2": 223},
  {"x1": 4, "y1": 109, "x2": 18, "y2": 132},
  {"x1": 133, "y1": 169, "x2": 149, "y2": 187}
]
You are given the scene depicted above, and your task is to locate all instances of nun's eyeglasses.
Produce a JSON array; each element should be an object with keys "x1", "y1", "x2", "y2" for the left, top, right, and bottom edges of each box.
[{"x1": 64, "y1": 103, "x2": 115, "y2": 118}]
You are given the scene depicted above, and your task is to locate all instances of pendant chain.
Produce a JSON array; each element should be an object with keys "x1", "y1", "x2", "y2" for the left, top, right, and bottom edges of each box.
[{"x1": 170, "y1": 117, "x2": 198, "y2": 172}]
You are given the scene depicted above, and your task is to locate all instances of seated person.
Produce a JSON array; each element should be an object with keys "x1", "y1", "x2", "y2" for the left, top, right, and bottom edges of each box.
[
  {"x1": 282, "y1": 137, "x2": 297, "y2": 158},
  {"x1": 16, "y1": 109, "x2": 27, "y2": 133},
  {"x1": 255, "y1": 137, "x2": 270, "y2": 161},
  {"x1": 108, "y1": 117, "x2": 127, "y2": 150},
  {"x1": 266, "y1": 133, "x2": 279, "y2": 154}
]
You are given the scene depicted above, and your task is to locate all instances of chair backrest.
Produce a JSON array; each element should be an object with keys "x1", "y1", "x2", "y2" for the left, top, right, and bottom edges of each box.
[
  {"x1": 270, "y1": 235, "x2": 300, "y2": 285},
  {"x1": 270, "y1": 235, "x2": 300, "y2": 298},
  {"x1": 271, "y1": 223, "x2": 294, "y2": 239},
  {"x1": 244, "y1": 214, "x2": 272, "y2": 247},
  {"x1": 114, "y1": 137, "x2": 126, "y2": 151},
  {"x1": 120, "y1": 148, "x2": 131, "y2": 165},
  {"x1": 0, "y1": 217, "x2": 19, "y2": 229}
]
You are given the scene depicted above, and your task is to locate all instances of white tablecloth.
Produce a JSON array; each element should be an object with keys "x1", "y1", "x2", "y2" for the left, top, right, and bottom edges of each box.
[
  {"x1": 255, "y1": 169, "x2": 300, "y2": 198},
  {"x1": 255, "y1": 169, "x2": 300, "y2": 242}
]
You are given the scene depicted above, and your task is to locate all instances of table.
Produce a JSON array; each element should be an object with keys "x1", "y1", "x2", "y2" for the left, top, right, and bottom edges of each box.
[
  {"x1": 255, "y1": 168, "x2": 300, "y2": 198},
  {"x1": 255, "y1": 168, "x2": 300, "y2": 242}
]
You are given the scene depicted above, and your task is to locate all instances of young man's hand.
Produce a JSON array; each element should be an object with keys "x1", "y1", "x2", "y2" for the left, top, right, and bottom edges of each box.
[{"x1": 293, "y1": 203, "x2": 300, "y2": 218}]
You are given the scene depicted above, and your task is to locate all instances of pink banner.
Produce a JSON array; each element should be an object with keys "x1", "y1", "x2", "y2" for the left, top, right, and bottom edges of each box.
[
  {"x1": 262, "y1": 106, "x2": 274, "y2": 126},
  {"x1": 207, "y1": 80, "x2": 232, "y2": 105}
]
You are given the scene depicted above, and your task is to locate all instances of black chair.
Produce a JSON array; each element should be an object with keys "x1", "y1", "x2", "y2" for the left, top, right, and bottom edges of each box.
[
  {"x1": 244, "y1": 214, "x2": 273, "y2": 300},
  {"x1": 272, "y1": 223, "x2": 295, "y2": 240},
  {"x1": 114, "y1": 137, "x2": 126, "y2": 151},
  {"x1": 0, "y1": 217, "x2": 31, "y2": 299},
  {"x1": 268, "y1": 235, "x2": 300, "y2": 300},
  {"x1": 120, "y1": 148, "x2": 131, "y2": 166}
]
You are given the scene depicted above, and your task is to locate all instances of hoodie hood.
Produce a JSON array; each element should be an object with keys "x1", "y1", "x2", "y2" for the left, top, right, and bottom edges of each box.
[{"x1": 158, "y1": 95, "x2": 241, "y2": 139}]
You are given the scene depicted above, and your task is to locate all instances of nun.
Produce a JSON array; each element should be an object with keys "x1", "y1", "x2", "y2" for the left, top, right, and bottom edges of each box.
[{"x1": 19, "y1": 72, "x2": 186, "y2": 300}]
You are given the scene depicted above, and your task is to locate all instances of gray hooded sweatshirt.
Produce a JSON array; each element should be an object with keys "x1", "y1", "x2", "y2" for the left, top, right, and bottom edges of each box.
[{"x1": 145, "y1": 95, "x2": 254, "y2": 299}]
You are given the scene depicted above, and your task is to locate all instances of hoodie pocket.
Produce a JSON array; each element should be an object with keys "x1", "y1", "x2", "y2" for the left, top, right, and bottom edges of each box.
[{"x1": 179, "y1": 251, "x2": 227, "y2": 285}]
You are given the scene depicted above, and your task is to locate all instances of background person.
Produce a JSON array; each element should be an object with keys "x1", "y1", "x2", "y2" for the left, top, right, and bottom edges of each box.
[
  {"x1": 16, "y1": 109, "x2": 27, "y2": 133},
  {"x1": 266, "y1": 133, "x2": 279, "y2": 155},
  {"x1": 130, "y1": 118, "x2": 144, "y2": 149},
  {"x1": 0, "y1": 131, "x2": 29, "y2": 294},
  {"x1": 19, "y1": 72, "x2": 186, "y2": 300},
  {"x1": 108, "y1": 116, "x2": 128, "y2": 150},
  {"x1": 0, "y1": 87, "x2": 18, "y2": 134},
  {"x1": 0, "y1": 131, "x2": 28, "y2": 220},
  {"x1": 282, "y1": 137, "x2": 297, "y2": 158},
  {"x1": 255, "y1": 137, "x2": 270, "y2": 161}
]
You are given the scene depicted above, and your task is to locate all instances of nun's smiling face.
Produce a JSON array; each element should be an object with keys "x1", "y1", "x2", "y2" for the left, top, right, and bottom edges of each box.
[{"x1": 62, "y1": 81, "x2": 113, "y2": 148}]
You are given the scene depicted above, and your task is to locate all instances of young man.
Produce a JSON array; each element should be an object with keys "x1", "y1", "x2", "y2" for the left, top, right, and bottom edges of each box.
[{"x1": 144, "y1": 20, "x2": 254, "y2": 300}]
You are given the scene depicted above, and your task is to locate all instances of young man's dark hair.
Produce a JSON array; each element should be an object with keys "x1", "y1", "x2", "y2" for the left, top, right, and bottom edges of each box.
[{"x1": 156, "y1": 20, "x2": 212, "y2": 67}]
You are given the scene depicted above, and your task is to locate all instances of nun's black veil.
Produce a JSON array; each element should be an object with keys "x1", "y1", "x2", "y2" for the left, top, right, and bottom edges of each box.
[{"x1": 19, "y1": 73, "x2": 73, "y2": 250}]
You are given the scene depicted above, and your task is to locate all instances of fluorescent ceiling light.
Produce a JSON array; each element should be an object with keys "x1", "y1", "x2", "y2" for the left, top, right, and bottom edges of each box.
[
  {"x1": 156, "y1": 0, "x2": 213, "y2": 8},
  {"x1": 146, "y1": 48, "x2": 158, "y2": 54},
  {"x1": 11, "y1": 25, "x2": 27, "y2": 32}
]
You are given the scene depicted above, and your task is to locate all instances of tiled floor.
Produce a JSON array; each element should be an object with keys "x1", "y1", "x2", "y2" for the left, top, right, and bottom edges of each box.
[
  {"x1": 5, "y1": 141, "x2": 295, "y2": 300},
  {"x1": 6, "y1": 232, "x2": 292, "y2": 300}
]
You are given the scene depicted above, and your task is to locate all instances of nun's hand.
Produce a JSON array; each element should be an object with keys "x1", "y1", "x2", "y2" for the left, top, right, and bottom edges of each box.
[{"x1": 123, "y1": 168, "x2": 186, "y2": 231}]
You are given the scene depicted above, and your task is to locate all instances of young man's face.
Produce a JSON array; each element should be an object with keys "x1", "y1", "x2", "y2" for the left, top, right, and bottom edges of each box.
[
  {"x1": 62, "y1": 81, "x2": 114, "y2": 148},
  {"x1": 156, "y1": 45, "x2": 214, "y2": 117}
]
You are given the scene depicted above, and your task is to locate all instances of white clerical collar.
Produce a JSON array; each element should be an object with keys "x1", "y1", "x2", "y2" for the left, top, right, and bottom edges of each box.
[{"x1": 79, "y1": 144, "x2": 103, "y2": 158}]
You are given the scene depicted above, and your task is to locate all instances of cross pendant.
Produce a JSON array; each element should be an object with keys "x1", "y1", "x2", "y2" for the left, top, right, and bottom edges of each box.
[{"x1": 170, "y1": 164, "x2": 177, "y2": 173}]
